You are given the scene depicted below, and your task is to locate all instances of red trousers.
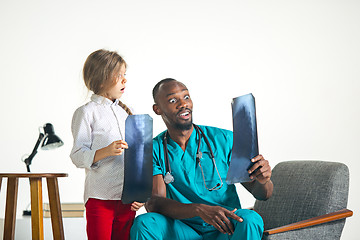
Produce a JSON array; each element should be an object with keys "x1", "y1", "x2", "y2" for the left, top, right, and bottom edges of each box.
[{"x1": 86, "y1": 198, "x2": 136, "y2": 240}]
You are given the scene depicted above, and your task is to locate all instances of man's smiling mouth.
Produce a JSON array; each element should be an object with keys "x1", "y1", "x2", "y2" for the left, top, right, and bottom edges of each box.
[{"x1": 178, "y1": 109, "x2": 192, "y2": 120}]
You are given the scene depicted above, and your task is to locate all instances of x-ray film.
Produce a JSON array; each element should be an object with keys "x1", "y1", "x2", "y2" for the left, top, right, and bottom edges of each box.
[
  {"x1": 121, "y1": 114, "x2": 153, "y2": 204},
  {"x1": 226, "y1": 93, "x2": 258, "y2": 184}
]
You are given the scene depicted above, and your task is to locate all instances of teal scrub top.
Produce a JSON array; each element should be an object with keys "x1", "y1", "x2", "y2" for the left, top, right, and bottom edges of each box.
[{"x1": 153, "y1": 125, "x2": 241, "y2": 226}]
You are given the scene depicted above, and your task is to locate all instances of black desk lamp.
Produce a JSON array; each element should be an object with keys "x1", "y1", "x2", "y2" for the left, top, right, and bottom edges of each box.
[{"x1": 23, "y1": 123, "x2": 64, "y2": 172}]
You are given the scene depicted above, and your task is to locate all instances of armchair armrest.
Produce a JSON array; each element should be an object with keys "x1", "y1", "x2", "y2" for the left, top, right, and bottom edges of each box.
[{"x1": 264, "y1": 208, "x2": 353, "y2": 235}]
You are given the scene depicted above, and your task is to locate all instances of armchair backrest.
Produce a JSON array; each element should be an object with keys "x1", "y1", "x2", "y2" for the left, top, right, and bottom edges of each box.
[{"x1": 253, "y1": 161, "x2": 349, "y2": 231}]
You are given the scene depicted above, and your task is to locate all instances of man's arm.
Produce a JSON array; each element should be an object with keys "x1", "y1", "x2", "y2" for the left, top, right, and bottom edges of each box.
[
  {"x1": 241, "y1": 154, "x2": 273, "y2": 200},
  {"x1": 146, "y1": 174, "x2": 197, "y2": 218},
  {"x1": 145, "y1": 174, "x2": 243, "y2": 235}
]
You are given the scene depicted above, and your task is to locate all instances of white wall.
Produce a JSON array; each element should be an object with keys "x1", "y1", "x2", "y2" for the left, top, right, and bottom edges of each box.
[{"x1": 0, "y1": 0, "x2": 359, "y2": 239}]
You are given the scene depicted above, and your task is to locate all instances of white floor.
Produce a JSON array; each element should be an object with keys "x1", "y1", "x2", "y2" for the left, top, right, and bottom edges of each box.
[{"x1": 0, "y1": 216, "x2": 86, "y2": 240}]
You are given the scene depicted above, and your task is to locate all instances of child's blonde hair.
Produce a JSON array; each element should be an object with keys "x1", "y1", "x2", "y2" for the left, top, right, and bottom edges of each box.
[{"x1": 83, "y1": 49, "x2": 132, "y2": 115}]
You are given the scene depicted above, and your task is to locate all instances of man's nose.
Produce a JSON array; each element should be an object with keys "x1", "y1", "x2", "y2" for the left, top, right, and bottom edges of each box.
[{"x1": 177, "y1": 99, "x2": 188, "y2": 108}]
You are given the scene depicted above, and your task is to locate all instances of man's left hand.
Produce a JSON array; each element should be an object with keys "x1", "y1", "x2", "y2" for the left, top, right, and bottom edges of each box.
[{"x1": 247, "y1": 154, "x2": 271, "y2": 184}]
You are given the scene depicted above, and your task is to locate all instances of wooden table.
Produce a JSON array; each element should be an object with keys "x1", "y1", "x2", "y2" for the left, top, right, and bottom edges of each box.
[{"x1": 0, "y1": 173, "x2": 68, "y2": 240}]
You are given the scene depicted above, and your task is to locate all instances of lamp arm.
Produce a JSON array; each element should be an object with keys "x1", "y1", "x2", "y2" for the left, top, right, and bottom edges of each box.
[{"x1": 24, "y1": 132, "x2": 45, "y2": 172}]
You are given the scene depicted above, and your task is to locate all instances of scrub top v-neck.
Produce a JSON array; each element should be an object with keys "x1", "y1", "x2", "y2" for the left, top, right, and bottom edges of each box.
[{"x1": 152, "y1": 125, "x2": 241, "y2": 226}]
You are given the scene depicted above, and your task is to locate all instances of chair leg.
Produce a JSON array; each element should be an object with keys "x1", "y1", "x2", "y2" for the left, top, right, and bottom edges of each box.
[
  {"x1": 30, "y1": 177, "x2": 44, "y2": 240},
  {"x1": 4, "y1": 177, "x2": 19, "y2": 240},
  {"x1": 47, "y1": 177, "x2": 65, "y2": 240}
]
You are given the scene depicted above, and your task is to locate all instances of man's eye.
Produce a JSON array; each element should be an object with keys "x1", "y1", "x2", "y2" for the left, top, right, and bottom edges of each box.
[
  {"x1": 169, "y1": 98, "x2": 176, "y2": 103},
  {"x1": 184, "y1": 95, "x2": 190, "y2": 100}
]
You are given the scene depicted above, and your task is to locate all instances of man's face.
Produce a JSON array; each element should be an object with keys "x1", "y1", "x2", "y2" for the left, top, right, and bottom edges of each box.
[{"x1": 153, "y1": 81, "x2": 193, "y2": 131}]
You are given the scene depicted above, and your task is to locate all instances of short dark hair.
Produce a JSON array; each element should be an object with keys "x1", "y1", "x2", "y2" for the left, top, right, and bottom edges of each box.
[{"x1": 152, "y1": 78, "x2": 177, "y2": 102}]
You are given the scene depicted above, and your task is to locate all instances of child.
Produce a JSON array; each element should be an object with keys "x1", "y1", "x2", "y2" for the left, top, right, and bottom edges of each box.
[{"x1": 70, "y1": 49, "x2": 144, "y2": 240}]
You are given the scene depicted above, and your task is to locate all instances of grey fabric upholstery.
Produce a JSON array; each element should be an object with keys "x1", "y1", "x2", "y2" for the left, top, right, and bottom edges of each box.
[{"x1": 253, "y1": 161, "x2": 349, "y2": 240}]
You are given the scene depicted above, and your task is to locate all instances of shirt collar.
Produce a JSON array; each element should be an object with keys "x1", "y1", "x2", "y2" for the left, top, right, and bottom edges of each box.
[
  {"x1": 164, "y1": 126, "x2": 197, "y2": 153},
  {"x1": 91, "y1": 94, "x2": 120, "y2": 106}
]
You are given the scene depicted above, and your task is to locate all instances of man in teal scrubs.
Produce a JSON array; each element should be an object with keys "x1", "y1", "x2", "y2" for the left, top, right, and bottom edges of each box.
[{"x1": 130, "y1": 79, "x2": 273, "y2": 240}]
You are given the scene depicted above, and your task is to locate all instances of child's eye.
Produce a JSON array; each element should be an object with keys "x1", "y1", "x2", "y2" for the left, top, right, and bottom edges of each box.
[{"x1": 118, "y1": 73, "x2": 126, "y2": 79}]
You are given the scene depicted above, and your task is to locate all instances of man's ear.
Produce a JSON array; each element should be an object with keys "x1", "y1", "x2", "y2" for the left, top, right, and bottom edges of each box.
[{"x1": 153, "y1": 104, "x2": 162, "y2": 115}]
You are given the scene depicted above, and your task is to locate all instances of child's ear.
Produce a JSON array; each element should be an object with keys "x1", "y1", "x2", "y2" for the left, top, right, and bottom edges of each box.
[{"x1": 153, "y1": 104, "x2": 162, "y2": 115}]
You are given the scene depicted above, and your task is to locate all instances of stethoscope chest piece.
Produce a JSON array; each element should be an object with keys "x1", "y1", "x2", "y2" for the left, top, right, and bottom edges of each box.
[{"x1": 164, "y1": 172, "x2": 174, "y2": 184}]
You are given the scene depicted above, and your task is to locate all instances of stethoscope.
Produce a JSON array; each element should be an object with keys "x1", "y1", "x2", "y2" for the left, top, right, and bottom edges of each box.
[{"x1": 163, "y1": 124, "x2": 223, "y2": 191}]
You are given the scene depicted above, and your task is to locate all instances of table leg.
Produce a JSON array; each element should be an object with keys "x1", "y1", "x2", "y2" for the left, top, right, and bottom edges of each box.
[
  {"x1": 30, "y1": 177, "x2": 44, "y2": 240},
  {"x1": 47, "y1": 177, "x2": 65, "y2": 240},
  {"x1": 4, "y1": 177, "x2": 19, "y2": 240}
]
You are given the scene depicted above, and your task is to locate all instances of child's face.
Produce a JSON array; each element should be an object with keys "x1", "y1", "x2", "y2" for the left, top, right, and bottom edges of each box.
[{"x1": 106, "y1": 64, "x2": 127, "y2": 101}]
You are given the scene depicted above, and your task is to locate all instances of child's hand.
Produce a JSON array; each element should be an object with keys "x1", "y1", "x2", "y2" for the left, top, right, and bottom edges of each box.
[
  {"x1": 93, "y1": 140, "x2": 128, "y2": 163},
  {"x1": 131, "y1": 202, "x2": 144, "y2": 211},
  {"x1": 106, "y1": 140, "x2": 128, "y2": 156}
]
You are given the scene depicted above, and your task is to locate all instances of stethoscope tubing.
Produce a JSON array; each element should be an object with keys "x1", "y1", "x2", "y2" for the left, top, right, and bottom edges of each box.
[{"x1": 162, "y1": 124, "x2": 223, "y2": 191}]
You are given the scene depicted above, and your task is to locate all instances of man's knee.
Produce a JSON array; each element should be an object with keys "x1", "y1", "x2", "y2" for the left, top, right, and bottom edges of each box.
[
  {"x1": 133, "y1": 213, "x2": 157, "y2": 228},
  {"x1": 130, "y1": 213, "x2": 166, "y2": 240},
  {"x1": 235, "y1": 209, "x2": 264, "y2": 233}
]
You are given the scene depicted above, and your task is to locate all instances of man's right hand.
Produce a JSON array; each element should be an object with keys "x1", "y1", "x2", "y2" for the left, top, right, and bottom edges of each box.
[
  {"x1": 195, "y1": 204, "x2": 243, "y2": 235},
  {"x1": 148, "y1": 175, "x2": 243, "y2": 235}
]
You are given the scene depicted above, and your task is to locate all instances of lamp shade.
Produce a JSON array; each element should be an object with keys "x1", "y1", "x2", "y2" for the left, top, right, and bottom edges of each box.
[{"x1": 41, "y1": 123, "x2": 64, "y2": 150}]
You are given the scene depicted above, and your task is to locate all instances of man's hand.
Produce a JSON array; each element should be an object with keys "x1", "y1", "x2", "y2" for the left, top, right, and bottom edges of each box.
[
  {"x1": 196, "y1": 204, "x2": 242, "y2": 235},
  {"x1": 248, "y1": 154, "x2": 271, "y2": 184}
]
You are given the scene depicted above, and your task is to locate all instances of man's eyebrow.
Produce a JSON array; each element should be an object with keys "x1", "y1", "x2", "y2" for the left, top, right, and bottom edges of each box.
[{"x1": 165, "y1": 89, "x2": 188, "y2": 98}]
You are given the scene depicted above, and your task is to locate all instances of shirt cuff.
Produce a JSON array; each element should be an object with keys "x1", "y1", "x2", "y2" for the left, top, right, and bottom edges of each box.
[
  {"x1": 84, "y1": 150, "x2": 98, "y2": 170},
  {"x1": 153, "y1": 167, "x2": 163, "y2": 176}
]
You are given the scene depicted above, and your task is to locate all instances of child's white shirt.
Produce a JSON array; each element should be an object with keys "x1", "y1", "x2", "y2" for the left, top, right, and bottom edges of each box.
[{"x1": 70, "y1": 94, "x2": 131, "y2": 203}]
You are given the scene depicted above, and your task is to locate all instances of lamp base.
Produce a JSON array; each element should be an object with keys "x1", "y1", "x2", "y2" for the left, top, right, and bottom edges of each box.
[{"x1": 23, "y1": 210, "x2": 31, "y2": 216}]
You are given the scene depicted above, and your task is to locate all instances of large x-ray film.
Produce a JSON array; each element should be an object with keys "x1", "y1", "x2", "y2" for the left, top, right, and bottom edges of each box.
[
  {"x1": 122, "y1": 114, "x2": 153, "y2": 204},
  {"x1": 226, "y1": 93, "x2": 259, "y2": 184}
]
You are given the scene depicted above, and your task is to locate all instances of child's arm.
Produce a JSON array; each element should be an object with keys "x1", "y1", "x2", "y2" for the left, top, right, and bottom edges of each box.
[
  {"x1": 70, "y1": 107, "x2": 96, "y2": 169},
  {"x1": 70, "y1": 106, "x2": 129, "y2": 169},
  {"x1": 93, "y1": 140, "x2": 128, "y2": 163}
]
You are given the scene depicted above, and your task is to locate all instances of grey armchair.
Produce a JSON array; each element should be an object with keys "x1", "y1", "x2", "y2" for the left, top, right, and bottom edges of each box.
[{"x1": 254, "y1": 161, "x2": 353, "y2": 240}]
